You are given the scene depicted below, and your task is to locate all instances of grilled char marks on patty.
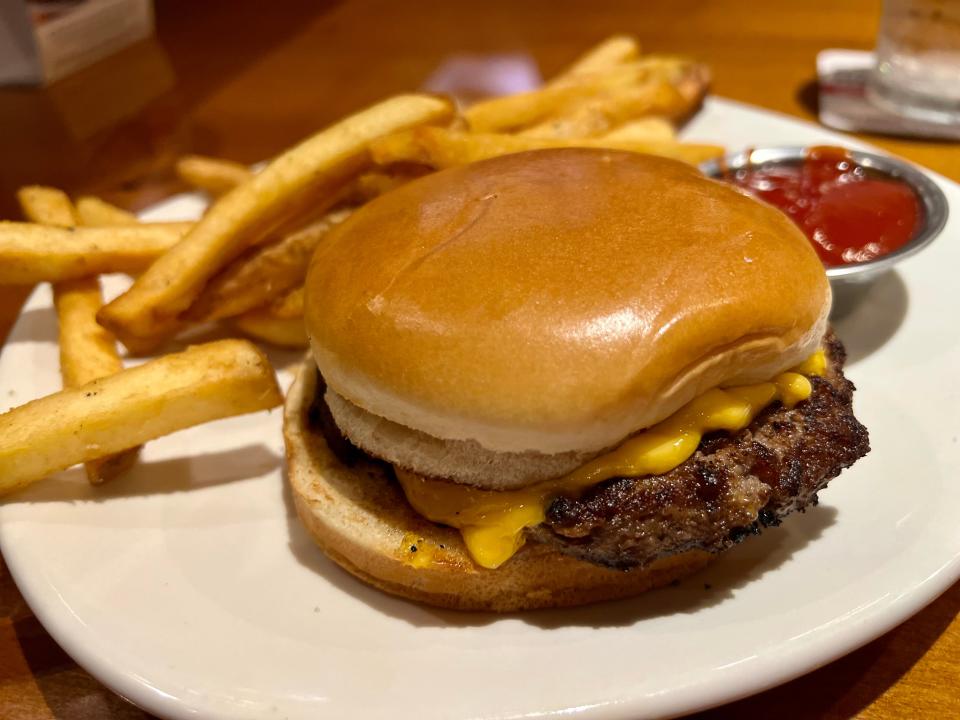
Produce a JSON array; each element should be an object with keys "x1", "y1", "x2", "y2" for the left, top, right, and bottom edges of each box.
[{"x1": 533, "y1": 331, "x2": 870, "y2": 569}]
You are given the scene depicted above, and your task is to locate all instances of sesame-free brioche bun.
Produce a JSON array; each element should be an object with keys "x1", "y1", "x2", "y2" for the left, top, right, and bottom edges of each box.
[
  {"x1": 305, "y1": 149, "x2": 830, "y2": 459},
  {"x1": 284, "y1": 363, "x2": 714, "y2": 611}
]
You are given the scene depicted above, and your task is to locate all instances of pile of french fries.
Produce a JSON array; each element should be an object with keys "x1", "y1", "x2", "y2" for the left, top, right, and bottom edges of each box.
[{"x1": 0, "y1": 35, "x2": 722, "y2": 497}]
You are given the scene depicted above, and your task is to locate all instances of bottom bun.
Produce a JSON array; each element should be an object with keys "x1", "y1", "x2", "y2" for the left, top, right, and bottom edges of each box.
[{"x1": 284, "y1": 360, "x2": 714, "y2": 612}]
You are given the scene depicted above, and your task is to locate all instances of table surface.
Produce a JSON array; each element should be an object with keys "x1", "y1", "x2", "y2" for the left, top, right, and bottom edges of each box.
[{"x1": 1, "y1": 1, "x2": 958, "y2": 718}]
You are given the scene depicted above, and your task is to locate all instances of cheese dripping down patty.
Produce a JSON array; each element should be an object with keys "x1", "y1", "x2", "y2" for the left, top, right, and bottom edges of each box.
[{"x1": 395, "y1": 350, "x2": 828, "y2": 570}]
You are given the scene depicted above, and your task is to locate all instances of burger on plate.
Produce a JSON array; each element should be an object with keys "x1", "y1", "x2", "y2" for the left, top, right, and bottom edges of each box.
[{"x1": 283, "y1": 148, "x2": 869, "y2": 611}]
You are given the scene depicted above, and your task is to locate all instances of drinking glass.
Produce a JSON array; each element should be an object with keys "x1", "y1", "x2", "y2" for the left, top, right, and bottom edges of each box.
[{"x1": 867, "y1": 0, "x2": 960, "y2": 124}]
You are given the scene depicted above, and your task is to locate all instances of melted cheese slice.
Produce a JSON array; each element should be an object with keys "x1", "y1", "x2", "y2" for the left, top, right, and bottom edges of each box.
[{"x1": 396, "y1": 351, "x2": 826, "y2": 570}]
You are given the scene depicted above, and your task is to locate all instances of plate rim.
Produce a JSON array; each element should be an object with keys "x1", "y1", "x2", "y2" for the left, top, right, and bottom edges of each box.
[{"x1": 2, "y1": 95, "x2": 959, "y2": 720}]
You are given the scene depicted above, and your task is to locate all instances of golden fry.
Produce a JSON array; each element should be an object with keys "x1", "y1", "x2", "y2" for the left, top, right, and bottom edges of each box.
[
  {"x1": 175, "y1": 154, "x2": 255, "y2": 196},
  {"x1": 348, "y1": 169, "x2": 426, "y2": 202},
  {"x1": 16, "y1": 186, "x2": 78, "y2": 227},
  {"x1": 369, "y1": 130, "x2": 429, "y2": 165},
  {"x1": 463, "y1": 83, "x2": 591, "y2": 134},
  {"x1": 98, "y1": 94, "x2": 454, "y2": 353},
  {"x1": 671, "y1": 62, "x2": 711, "y2": 120},
  {"x1": 0, "y1": 222, "x2": 189, "y2": 284},
  {"x1": 360, "y1": 131, "x2": 431, "y2": 166},
  {"x1": 371, "y1": 127, "x2": 724, "y2": 168},
  {"x1": 75, "y1": 196, "x2": 139, "y2": 226},
  {"x1": 53, "y1": 279, "x2": 123, "y2": 388},
  {"x1": 188, "y1": 208, "x2": 352, "y2": 322},
  {"x1": 17, "y1": 188, "x2": 141, "y2": 484},
  {"x1": 548, "y1": 35, "x2": 641, "y2": 86},
  {"x1": 599, "y1": 117, "x2": 677, "y2": 142},
  {"x1": 464, "y1": 56, "x2": 693, "y2": 133},
  {"x1": 231, "y1": 307, "x2": 307, "y2": 348},
  {"x1": 54, "y1": 277, "x2": 140, "y2": 484},
  {"x1": 0, "y1": 339, "x2": 282, "y2": 496},
  {"x1": 519, "y1": 81, "x2": 684, "y2": 139},
  {"x1": 271, "y1": 284, "x2": 304, "y2": 319}
]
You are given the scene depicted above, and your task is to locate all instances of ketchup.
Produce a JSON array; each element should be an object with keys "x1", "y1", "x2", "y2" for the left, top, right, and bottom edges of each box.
[{"x1": 721, "y1": 146, "x2": 921, "y2": 266}]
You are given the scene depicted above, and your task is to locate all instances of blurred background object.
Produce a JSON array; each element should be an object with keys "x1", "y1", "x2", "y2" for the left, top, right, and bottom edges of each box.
[
  {"x1": 818, "y1": 0, "x2": 960, "y2": 139},
  {"x1": 868, "y1": 0, "x2": 960, "y2": 124},
  {"x1": 817, "y1": 48, "x2": 960, "y2": 140},
  {"x1": 4, "y1": 0, "x2": 960, "y2": 226},
  {"x1": 0, "y1": 0, "x2": 154, "y2": 86},
  {"x1": 422, "y1": 54, "x2": 542, "y2": 105}
]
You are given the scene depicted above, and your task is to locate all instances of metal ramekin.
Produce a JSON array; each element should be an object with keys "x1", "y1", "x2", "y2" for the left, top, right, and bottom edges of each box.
[{"x1": 700, "y1": 147, "x2": 949, "y2": 285}]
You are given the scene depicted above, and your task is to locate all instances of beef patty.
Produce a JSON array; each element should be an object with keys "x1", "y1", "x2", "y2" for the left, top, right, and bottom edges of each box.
[
  {"x1": 532, "y1": 331, "x2": 869, "y2": 568},
  {"x1": 312, "y1": 331, "x2": 869, "y2": 571}
]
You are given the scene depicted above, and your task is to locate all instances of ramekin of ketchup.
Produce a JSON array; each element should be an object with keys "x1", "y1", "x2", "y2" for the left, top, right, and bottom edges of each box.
[{"x1": 717, "y1": 147, "x2": 923, "y2": 268}]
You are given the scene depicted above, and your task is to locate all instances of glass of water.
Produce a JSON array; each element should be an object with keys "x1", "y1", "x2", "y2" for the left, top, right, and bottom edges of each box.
[{"x1": 867, "y1": 0, "x2": 960, "y2": 124}]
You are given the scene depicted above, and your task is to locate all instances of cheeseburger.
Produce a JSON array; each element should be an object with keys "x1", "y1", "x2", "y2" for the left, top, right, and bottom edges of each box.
[{"x1": 284, "y1": 149, "x2": 869, "y2": 611}]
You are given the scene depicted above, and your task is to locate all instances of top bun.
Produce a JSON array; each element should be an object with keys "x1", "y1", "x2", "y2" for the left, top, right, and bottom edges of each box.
[{"x1": 306, "y1": 149, "x2": 830, "y2": 455}]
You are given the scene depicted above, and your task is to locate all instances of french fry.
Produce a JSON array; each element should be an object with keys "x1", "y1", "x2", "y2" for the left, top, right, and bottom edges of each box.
[
  {"x1": 98, "y1": 94, "x2": 454, "y2": 353},
  {"x1": 519, "y1": 81, "x2": 684, "y2": 139},
  {"x1": 600, "y1": 117, "x2": 677, "y2": 142},
  {"x1": 74, "y1": 195, "x2": 193, "y2": 230},
  {"x1": 348, "y1": 169, "x2": 426, "y2": 201},
  {"x1": 175, "y1": 154, "x2": 255, "y2": 196},
  {"x1": 547, "y1": 34, "x2": 641, "y2": 86},
  {"x1": 75, "y1": 196, "x2": 139, "y2": 226},
  {"x1": 53, "y1": 281, "x2": 122, "y2": 387},
  {"x1": 672, "y1": 62, "x2": 712, "y2": 119},
  {"x1": 0, "y1": 222, "x2": 190, "y2": 284},
  {"x1": 371, "y1": 127, "x2": 724, "y2": 169},
  {"x1": 0, "y1": 339, "x2": 282, "y2": 496},
  {"x1": 359, "y1": 131, "x2": 431, "y2": 166},
  {"x1": 369, "y1": 129, "x2": 443, "y2": 165},
  {"x1": 464, "y1": 83, "x2": 594, "y2": 134},
  {"x1": 16, "y1": 186, "x2": 78, "y2": 227},
  {"x1": 271, "y1": 284, "x2": 304, "y2": 319},
  {"x1": 187, "y1": 208, "x2": 352, "y2": 322},
  {"x1": 54, "y1": 278, "x2": 140, "y2": 484},
  {"x1": 464, "y1": 56, "x2": 693, "y2": 133},
  {"x1": 231, "y1": 306, "x2": 307, "y2": 348},
  {"x1": 17, "y1": 187, "x2": 142, "y2": 484}
]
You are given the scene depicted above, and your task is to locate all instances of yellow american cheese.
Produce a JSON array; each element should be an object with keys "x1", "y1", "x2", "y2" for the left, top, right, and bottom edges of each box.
[{"x1": 396, "y1": 351, "x2": 826, "y2": 570}]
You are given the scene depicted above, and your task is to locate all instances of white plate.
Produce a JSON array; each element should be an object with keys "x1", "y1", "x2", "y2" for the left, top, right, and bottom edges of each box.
[{"x1": 2, "y1": 97, "x2": 958, "y2": 720}]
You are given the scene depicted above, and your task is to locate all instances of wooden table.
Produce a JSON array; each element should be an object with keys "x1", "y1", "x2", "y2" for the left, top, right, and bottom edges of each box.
[{"x1": 1, "y1": 1, "x2": 957, "y2": 717}]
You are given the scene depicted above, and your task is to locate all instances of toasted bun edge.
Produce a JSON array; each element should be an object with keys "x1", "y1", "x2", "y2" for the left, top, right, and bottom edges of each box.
[{"x1": 284, "y1": 359, "x2": 714, "y2": 612}]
